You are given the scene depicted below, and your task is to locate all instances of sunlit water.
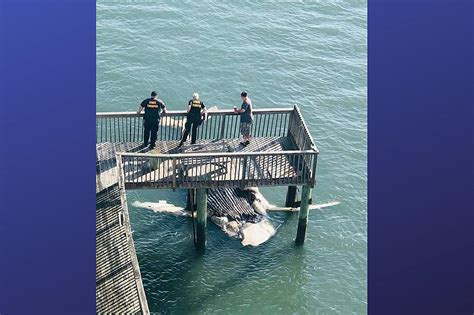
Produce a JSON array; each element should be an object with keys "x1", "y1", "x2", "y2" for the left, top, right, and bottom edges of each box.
[{"x1": 97, "y1": 0, "x2": 366, "y2": 313}]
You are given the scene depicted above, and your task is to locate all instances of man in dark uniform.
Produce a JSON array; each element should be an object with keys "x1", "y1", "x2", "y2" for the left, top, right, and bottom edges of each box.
[
  {"x1": 137, "y1": 91, "x2": 167, "y2": 149},
  {"x1": 178, "y1": 92, "x2": 206, "y2": 147}
]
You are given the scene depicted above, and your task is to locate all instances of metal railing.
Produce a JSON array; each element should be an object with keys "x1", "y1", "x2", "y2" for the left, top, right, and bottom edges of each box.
[
  {"x1": 118, "y1": 150, "x2": 317, "y2": 189},
  {"x1": 287, "y1": 105, "x2": 316, "y2": 151},
  {"x1": 97, "y1": 108, "x2": 294, "y2": 144}
]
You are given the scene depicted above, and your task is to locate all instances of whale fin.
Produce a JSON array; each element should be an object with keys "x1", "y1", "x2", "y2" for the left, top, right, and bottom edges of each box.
[
  {"x1": 131, "y1": 200, "x2": 190, "y2": 216},
  {"x1": 266, "y1": 201, "x2": 340, "y2": 212}
]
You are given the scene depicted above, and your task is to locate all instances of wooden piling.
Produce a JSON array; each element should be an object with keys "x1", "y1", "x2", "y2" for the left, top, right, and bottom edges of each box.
[
  {"x1": 195, "y1": 188, "x2": 208, "y2": 249},
  {"x1": 295, "y1": 185, "x2": 311, "y2": 245},
  {"x1": 187, "y1": 189, "x2": 197, "y2": 243},
  {"x1": 186, "y1": 189, "x2": 195, "y2": 210},
  {"x1": 285, "y1": 186, "x2": 298, "y2": 207}
]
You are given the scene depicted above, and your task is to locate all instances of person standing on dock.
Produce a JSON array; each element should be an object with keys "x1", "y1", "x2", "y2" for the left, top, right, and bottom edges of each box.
[
  {"x1": 137, "y1": 91, "x2": 167, "y2": 149},
  {"x1": 178, "y1": 92, "x2": 207, "y2": 148},
  {"x1": 234, "y1": 91, "x2": 253, "y2": 146}
]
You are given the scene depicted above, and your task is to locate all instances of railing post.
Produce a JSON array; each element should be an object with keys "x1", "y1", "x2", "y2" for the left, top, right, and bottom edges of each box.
[
  {"x1": 195, "y1": 188, "x2": 208, "y2": 249},
  {"x1": 129, "y1": 117, "x2": 132, "y2": 142},
  {"x1": 172, "y1": 157, "x2": 177, "y2": 190},
  {"x1": 241, "y1": 156, "x2": 248, "y2": 188},
  {"x1": 295, "y1": 185, "x2": 311, "y2": 245},
  {"x1": 219, "y1": 115, "x2": 226, "y2": 140},
  {"x1": 311, "y1": 153, "x2": 318, "y2": 188},
  {"x1": 286, "y1": 107, "x2": 295, "y2": 138}
]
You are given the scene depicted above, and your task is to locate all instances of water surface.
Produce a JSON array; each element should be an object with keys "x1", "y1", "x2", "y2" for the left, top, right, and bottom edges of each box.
[{"x1": 97, "y1": 1, "x2": 367, "y2": 313}]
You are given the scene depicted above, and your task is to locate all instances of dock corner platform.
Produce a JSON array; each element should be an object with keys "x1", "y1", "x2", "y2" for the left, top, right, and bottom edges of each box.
[{"x1": 95, "y1": 105, "x2": 318, "y2": 312}]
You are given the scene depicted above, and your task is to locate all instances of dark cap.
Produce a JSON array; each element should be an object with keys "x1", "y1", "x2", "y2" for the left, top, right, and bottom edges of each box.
[
  {"x1": 240, "y1": 91, "x2": 248, "y2": 97},
  {"x1": 151, "y1": 91, "x2": 157, "y2": 97}
]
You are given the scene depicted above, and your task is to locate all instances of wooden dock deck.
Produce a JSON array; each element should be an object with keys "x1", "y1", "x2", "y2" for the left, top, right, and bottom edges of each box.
[
  {"x1": 96, "y1": 141, "x2": 143, "y2": 192},
  {"x1": 96, "y1": 184, "x2": 149, "y2": 314}
]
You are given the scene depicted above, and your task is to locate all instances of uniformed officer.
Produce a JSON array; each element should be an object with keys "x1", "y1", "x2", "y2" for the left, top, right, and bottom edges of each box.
[
  {"x1": 137, "y1": 91, "x2": 167, "y2": 149},
  {"x1": 178, "y1": 92, "x2": 207, "y2": 147}
]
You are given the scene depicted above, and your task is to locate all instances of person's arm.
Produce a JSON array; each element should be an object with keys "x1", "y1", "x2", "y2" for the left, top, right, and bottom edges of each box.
[
  {"x1": 186, "y1": 101, "x2": 192, "y2": 113},
  {"x1": 137, "y1": 100, "x2": 146, "y2": 114},
  {"x1": 201, "y1": 102, "x2": 208, "y2": 120},
  {"x1": 159, "y1": 100, "x2": 167, "y2": 114},
  {"x1": 237, "y1": 102, "x2": 248, "y2": 113}
]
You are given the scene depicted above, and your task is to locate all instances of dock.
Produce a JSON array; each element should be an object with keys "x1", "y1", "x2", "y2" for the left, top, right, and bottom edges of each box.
[
  {"x1": 96, "y1": 184, "x2": 148, "y2": 314},
  {"x1": 95, "y1": 105, "x2": 319, "y2": 313}
]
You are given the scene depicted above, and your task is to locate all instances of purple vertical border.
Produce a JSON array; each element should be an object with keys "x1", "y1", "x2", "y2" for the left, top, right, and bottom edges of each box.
[
  {"x1": 369, "y1": 0, "x2": 473, "y2": 314},
  {"x1": 0, "y1": 0, "x2": 96, "y2": 313}
]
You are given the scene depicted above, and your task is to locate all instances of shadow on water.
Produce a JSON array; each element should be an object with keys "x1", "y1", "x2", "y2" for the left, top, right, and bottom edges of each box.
[
  {"x1": 180, "y1": 242, "x2": 310, "y2": 314},
  {"x1": 146, "y1": 216, "x2": 312, "y2": 313},
  {"x1": 128, "y1": 188, "x2": 320, "y2": 313}
]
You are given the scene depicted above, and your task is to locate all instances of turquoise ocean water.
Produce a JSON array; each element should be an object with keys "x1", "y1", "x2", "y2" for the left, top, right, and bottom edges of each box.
[{"x1": 97, "y1": 0, "x2": 367, "y2": 313}]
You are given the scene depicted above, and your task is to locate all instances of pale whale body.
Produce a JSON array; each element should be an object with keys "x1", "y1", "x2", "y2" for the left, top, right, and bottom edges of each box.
[{"x1": 132, "y1": 188, "x2": 339, "y2": 246}]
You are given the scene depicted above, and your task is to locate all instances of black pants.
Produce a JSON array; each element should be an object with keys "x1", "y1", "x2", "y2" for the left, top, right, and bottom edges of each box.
[
  {"x1": 181, "y1": 116, "x2": 202, "y2": 145},
  {"x1": 143, "y1": 120, "x2": 159, "y2": 147}
]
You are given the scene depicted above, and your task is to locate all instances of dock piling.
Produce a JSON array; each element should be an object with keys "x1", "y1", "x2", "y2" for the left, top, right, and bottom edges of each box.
[
  {"x1": 295, "y1": 185, "x2": 311, "y2": 245},
  {"x1": 285, "y1": 186, "x2": 298, "y2": 207},
  {"x1": 195, "y1": 188, "x2": 208, "y2": 249},
  {"x1": 186, "y1": 189, "x2": 195, "y2": 210}
]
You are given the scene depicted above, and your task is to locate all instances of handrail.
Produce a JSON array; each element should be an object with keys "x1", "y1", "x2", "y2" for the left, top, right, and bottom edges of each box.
[
  {"x1": 96, "y1": 106, "x2": 318, "y2": 157},
  {"x1": 117, "y1": 148, "x2": 318, "y2": 189},
  {"x1": 118, "y1": 149, "x2": 318, "y2": 159},
  {"x1": 293, "y1": 105, "x2": 319, "y2": 153},
  {"x1": 96, "y1": 107, "x2": 296, "y2": 144},
  {"x1": 96, "y1": 107, "x2": 294, "y2": 118}
]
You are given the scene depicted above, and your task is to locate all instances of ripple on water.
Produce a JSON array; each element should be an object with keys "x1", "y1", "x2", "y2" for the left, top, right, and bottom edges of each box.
[{"x1": 98, "y1": 0, "x2": 367, "y2": 313}]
